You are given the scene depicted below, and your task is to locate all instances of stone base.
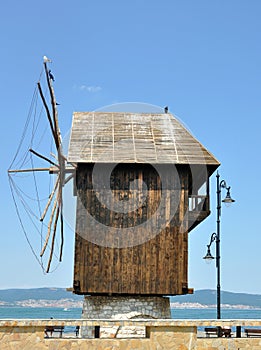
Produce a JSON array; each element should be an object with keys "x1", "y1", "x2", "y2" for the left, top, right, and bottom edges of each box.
[{"x1": 81, "y1": 295, "x2": 170, "y2": 338}]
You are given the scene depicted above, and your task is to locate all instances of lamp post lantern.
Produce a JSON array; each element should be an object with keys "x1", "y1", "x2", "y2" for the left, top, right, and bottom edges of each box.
[{"x1": 203, "y1": 171, "x2": 235, "y2": 321}]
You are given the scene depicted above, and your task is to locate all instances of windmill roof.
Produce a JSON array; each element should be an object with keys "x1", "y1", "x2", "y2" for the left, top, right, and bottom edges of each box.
[{"x1": 67, "y1": 112, "x2": 220, "y2": 169}]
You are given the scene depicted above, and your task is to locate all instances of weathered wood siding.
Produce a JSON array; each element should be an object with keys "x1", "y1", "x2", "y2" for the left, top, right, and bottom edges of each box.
[{"x1": 73, "y1": 163, "x2": 192, "y2": 295}]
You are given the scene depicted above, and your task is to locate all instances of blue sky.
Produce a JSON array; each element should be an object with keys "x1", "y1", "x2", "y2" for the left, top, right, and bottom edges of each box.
[{"x1": 1, "y1": 1, "x2": 261, "y2": 294}]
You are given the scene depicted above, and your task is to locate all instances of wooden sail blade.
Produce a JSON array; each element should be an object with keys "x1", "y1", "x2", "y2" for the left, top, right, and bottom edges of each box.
[
  {"x1": 59, "y1": 210, "x2": 64, "y2": 262},
  {"x1": 43, "y1": 62, "x2": 61, "y2": 150},
  {"x1": 37, "y1": 81, "x2": 60, "y2": 151},
  {"x1": 56, "y1": 148, "x2": 65, "y2": 264},
  {"x1": 57, "y1": 175, "x2": 64, "y2": 262},
  {"x1": 40, "y1": 197, "x2": 58, "y2": 257},
  {"x1": 43, "y1": 62, "x2": 66, "y2": 187},
  {"x1": 40, "y1": 177, "x2": 59, "y2": 222},
  {"x1": 46, "y1": 203, "x2": 60, "y2": 273},
  {"x1": 29, "y1": 149, "x2": 59, "y2": 168}
]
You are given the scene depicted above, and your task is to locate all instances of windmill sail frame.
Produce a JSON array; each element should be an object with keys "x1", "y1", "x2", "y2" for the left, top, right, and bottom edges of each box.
[{"x1": 8, "y1": 59, "x2": 75, "y2": 273}]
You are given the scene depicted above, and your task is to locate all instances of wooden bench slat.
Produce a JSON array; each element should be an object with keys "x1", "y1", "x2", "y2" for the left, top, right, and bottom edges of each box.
[
  {"x1": 245, "y1": 328, "x2": 261, "y2": 337},
  {"x1": 45, "y1": 326, "x2": 64, "y2": 338},
  {"x1": 204, "y1": 327, "x2": 231, "y2": 337},
  {"x1": 204, "y1": 327, "x2": 218, "y2": 337}
]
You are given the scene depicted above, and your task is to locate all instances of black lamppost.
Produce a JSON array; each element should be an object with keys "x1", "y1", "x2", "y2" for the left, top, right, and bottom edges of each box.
[{"x1": 203, "y1": 171, "x2": 235, "y2": 321}]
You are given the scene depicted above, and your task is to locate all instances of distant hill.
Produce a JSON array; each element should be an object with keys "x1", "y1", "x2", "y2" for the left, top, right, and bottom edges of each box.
[
  {"x1": 0, "y1": 288, "x2": 261, "y2": 308},
  {"x1": 0, "y1": 288, "x2": 82, "y2": 305},
  {"x1": 170, "y1": 289, "x2": 261, "y2": 308}
]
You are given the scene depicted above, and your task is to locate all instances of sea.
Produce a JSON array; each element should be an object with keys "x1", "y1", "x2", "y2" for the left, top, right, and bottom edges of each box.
[
  {"x1": 0, "y1": 307, "x2": 260, "y2": 320},
  {"x1": 1, "y1": 307, "x2": 260, "y2": 335}
]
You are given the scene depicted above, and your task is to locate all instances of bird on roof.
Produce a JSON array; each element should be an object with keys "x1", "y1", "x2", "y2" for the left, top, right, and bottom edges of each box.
[
  {"x1": 164, "y1": 106, "x2": 168, "y2": 113},
  {"x1": 43, "y1": 55, "x2": 52, "y2": 63},
  {"x1": 48, "y1": 70, "x2": 55, "y2": 81}
]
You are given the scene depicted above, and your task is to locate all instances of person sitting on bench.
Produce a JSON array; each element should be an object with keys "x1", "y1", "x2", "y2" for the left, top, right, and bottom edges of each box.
[{"x1": 45, "y1": 317, "x2": 54, "y2": 338}]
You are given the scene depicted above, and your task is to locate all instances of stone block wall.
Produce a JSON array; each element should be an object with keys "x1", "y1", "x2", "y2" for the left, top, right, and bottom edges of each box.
[
  {"x1": 1, "y1": 319, "x2": 261, "y2": 350},
  {"x1": 81, "y1": 295, "x2": 170, "y2": 338}
]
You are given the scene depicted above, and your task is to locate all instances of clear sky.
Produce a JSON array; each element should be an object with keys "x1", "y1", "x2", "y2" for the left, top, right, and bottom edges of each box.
[{"x1": 1, "y1": 1, "x2": 261, "y2": 294}]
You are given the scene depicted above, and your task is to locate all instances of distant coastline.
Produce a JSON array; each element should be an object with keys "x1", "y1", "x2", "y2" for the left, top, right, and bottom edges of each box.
[
  {"x1": 170, "y1": 302, "x2": 261, "y2": 310},
  {"x1": 0, "y1": 299, "x2": 82, "y2": 308},
  {"x1": 1, "y1": 300, "x2": 260, "y2": 310},
  {"x1": 1, "y1": 288, "x2": 261, "y2": 310}
]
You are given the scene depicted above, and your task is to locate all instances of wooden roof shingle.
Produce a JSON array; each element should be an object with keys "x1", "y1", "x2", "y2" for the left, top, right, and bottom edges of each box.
[{"x1": 68, "y1": 112, "x2": 220, "y2": 169}]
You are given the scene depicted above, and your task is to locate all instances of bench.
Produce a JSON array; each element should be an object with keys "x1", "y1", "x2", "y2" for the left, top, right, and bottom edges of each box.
[
  {"x1": 44, "y1": 326, "x2": 64, "y2": 338},
  {"x1": 204, "y1": 327, "x2": 231, "y2": 337},
  {"x1": 205, "y1": 327, "x2": 218, "y2": 337},
  {"x1": 245, "y1": 328, "x2": 261, "y2": 337}
]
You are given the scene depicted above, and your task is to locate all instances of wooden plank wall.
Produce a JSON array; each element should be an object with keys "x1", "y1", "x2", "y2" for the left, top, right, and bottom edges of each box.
[{"x1": 73, "y1": 164, "x2": 189, "y2": 295}]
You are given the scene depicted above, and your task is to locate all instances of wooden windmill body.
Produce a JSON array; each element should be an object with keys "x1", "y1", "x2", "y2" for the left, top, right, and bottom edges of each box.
[{"x1": 68, "y1": 112, "x2": 220, "y2": 296}]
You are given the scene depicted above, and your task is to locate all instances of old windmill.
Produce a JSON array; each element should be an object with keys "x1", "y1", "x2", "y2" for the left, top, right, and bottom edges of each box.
[{"x1": 9, "y1": 59, "x2": 220, "y2": 314}]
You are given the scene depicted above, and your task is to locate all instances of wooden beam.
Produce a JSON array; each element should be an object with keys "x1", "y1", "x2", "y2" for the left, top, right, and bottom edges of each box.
[
  {"x1": 29, "y1": 149, "x2": 59, "y2": 167},
  {"x1": 46, "y1": 202, "x2": 60, "y2": 273},
  {"x1": 49, "y1": 166, "x2": 74, "y2": 174},
  {"x1": 40, "y1": 177, "x2": 59, "y2": 222},
  {"x1": 40, "y1": 197, "x2": 58, "y2": 257},
  {"x1": 37, "y1": 81, "x2": 59, "y2": 150},
  {"x1": 43, "y1": 63, "x2": 61, "y2": 151},
  {"x1": 8, "y1": 166, "x2": 74, "y2": 174},
  {"x1": 8, "y1": 168, "x2": 51, "y2": 173}
]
